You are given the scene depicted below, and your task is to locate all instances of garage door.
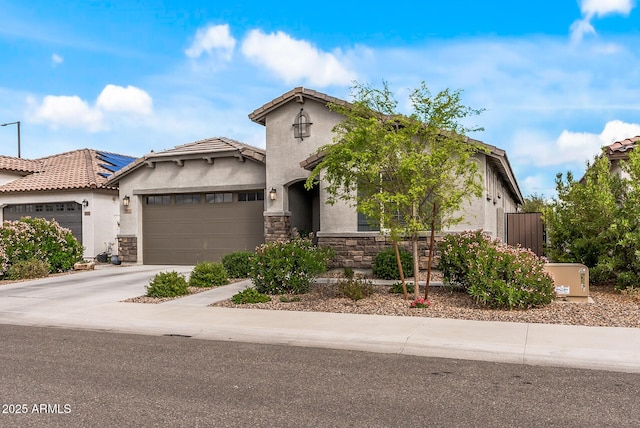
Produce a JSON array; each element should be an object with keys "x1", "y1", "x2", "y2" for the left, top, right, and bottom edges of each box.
[
  {"x1": 143, "y1": 191, "x2": 265, "y2": 265},
  {"x1": 3, "y1": 202, "x2": 83, "y2": 243}
]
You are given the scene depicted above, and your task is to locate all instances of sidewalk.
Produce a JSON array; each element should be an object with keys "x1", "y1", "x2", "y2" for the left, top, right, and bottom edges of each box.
[{"x1": 1, "y1": 274, "x2": 638, "y2": 374}]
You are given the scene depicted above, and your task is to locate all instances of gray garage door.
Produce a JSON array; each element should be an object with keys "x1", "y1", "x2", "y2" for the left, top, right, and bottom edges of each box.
[
  {"x1": 142, "y1": 191, "x2": 265, "y2": 265},
  {"x1": 3, "y1": 202, "x2": 83, "y2": 243}
]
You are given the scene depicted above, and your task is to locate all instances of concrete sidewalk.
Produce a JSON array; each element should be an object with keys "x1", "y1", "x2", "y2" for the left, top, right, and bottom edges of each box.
[{"x1": 0, "y1": 270, "x2": 638, "y2": 374}]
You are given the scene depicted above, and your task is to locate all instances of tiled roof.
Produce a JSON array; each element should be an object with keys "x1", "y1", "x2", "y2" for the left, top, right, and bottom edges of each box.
[
  {"x1": 0, "y1": 149, "x2": 135, "y2": 193},
  {"x1": 249, "y1": 87, "x2": 350, "y2": 125},
  {"x1": 105, "y1": 137, "x2": 266, "y2": 185},
  {"x1": 606, "y1": 136, "x2": 640, "y2": 159}
]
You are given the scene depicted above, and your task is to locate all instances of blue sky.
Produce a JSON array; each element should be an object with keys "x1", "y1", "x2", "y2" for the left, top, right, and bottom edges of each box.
[{"x1": 1, "y1": 0, "x2": 639, "y2": 198}]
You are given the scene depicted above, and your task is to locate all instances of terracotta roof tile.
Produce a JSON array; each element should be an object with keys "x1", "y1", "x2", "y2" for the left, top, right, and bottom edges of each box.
[
  {"x1": 606, "y1": 136, "x2": 640, "y2": 158},
  {"x1": 0, "y1": 149, "x2": 135, "y2": 193}
]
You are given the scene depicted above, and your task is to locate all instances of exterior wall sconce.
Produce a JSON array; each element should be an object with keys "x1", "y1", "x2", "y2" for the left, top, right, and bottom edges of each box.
[
  {"x1": 269, "y1": 188, "x2": 277, "y2": 200},
  {"x1": 123, "y1": 195, "x2": 130, "y2": 207},
  {"x1": 82, "y1": 199, "x2": 89, "y2": 207}
]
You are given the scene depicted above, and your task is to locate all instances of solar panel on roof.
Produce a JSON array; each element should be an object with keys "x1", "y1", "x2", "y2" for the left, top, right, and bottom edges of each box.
[{"x1": 97, "y1": 152, "x2": 136, "y2": 177}]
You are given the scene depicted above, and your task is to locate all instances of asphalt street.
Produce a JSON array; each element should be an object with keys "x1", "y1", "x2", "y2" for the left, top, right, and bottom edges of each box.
[{"x1": 1, "y1": 324, "x2": 639, "y2": 428}]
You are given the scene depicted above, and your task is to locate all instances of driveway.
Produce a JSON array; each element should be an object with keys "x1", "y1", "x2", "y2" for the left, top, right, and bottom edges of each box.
[{"x1": 0, "y1": 264, "x2": 194, "y2": 318}]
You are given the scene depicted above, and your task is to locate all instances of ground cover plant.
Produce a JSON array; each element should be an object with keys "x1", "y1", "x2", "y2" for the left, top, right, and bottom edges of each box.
[
  {"x1": 231, "y1": 287, "x2": 270, "y2": 304},
  {"x1": 0, "y1": 217, "x2": 83, "y2": 277}
]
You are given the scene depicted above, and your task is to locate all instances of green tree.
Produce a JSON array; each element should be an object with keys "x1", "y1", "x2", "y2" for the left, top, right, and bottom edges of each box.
[
  {"x1": 543, "y1": 152, "x2": 619, "y2": 267},
  {"x1": 306, "y1": 81, "x2": 485, "y2": 301},
  {"x1": 520, "y1": 193, "x2": 547, "y2": 213}
]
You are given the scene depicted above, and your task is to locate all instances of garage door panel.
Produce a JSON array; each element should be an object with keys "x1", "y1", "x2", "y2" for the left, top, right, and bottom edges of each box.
[{"x1": 143, "y1": 196, "x2": 264, "y2": 265}]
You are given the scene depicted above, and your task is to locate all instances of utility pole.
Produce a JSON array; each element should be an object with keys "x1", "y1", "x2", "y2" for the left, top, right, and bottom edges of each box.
[{"x1": 1, "y1": 121, "x2": 21, "y2": 158}]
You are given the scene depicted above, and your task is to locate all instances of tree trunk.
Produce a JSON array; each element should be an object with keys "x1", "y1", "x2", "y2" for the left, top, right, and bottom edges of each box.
[
  {"x1": 393, "y1": 241, "x2": 409, "y2": 301},
  {"x1": 424, "y1": 201, "x2": 438, "y2": 301},
  {"x1": 412, "y1": 235, "x2": 420, "y2": 300}
]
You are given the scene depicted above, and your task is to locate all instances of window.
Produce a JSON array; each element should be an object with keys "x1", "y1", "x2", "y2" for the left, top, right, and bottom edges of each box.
[
  {"x1": 146, "y1": 195, "x2": 170, "y2": 205},
  {"x1": 206, "y1": 193, "x2": 232, "y2": 203},
  {"x1": 45, "y1": 205, "x2": 54, "y2": 212},
  {"x1": 292, "y1": 108, "x2": 312, "y2": 140},
  {"x1": 175, "y1": 194, "x2": 201, "y2": 204},
  {"x1": 55, "y1": 203, "x2": 65, "y2": 211},
  {"x1": 65, "y1": 203, "x2": 76, "y2": 211},
  {"x1": 35, "y1": 205, "x2": 43, "y2": 212},
  {"x1": 358, "y1": 211, "x2": 380, "y2": 231},
  {"x1": 238, "y1": 191, "x2": 264, "y2": 202}
]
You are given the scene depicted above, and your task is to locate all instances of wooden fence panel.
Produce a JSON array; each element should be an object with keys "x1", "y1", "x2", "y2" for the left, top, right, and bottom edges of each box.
[{"x1": 506, "y1": 212, "x2": 544, "y2": 256}]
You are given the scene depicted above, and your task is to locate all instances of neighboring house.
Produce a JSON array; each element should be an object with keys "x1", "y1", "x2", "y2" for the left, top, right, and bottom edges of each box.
[
  {"x1": 107, "y1": 87, "x2": 524, "y2": 267},
  {"x1": 605, "y1": 136, "x2": 640, "y2": 176},
  {"x1": 0, "y1": 149, "x2": 136, "y2": 260}
]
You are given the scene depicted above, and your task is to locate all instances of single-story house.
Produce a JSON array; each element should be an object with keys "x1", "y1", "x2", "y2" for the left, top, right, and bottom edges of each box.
[
  {"x1": 106, "y1": 87, "x2": 524, "y2": 267},
  {"x1": 0, "y1": 149, "x2": 136, "y2": 260}
]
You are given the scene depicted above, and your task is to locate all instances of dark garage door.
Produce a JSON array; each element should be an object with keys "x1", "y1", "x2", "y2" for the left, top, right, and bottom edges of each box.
[
  {"x1": 142, "y1": 191, "x2": 265, "y2": 265},
  {"x1": 3, "y1": 202, "x2": 83, "y2": 243}
]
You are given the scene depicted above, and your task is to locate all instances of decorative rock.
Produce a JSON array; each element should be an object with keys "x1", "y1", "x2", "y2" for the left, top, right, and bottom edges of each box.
[{"x1": 74, "y1": 261, "x2": 95, "y2": 271}]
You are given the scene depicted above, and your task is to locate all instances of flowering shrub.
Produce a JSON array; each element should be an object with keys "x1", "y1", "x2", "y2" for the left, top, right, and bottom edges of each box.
[
  {"x1": 0, "y1": 217, "x2": 84, "y2": 277},
  {"x1": 410, "y1": 297, "x2": 431, "y2": 308},
  {"x1": 249, "y1": 238, "x2": 334, "y2": 294},
  {"x1": 439, "y1": 230, "x2": 555, "y2": 309}
]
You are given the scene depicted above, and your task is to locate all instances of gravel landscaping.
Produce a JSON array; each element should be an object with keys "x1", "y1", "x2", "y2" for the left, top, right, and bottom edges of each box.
[{"x1": 212, "y1": 279, "x2": 640, "y2": 329}]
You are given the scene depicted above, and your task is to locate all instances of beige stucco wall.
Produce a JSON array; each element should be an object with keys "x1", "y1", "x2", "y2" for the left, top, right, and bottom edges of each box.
[
  {"x1": 116, "y1": 156, "x2": 266, "y2": 261},
  {"x1": 0, "y1": 190, "x2": 118, "y2": 259},
  {"x1": 0, "y1": 171, "x2": 24, "y2": 186}
]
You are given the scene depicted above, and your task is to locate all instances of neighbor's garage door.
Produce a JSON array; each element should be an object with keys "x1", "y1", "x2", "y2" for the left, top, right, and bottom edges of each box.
[
  {"x1": 142, "y1": 191, "x2": 264, "y2": 265},
  {"x1": 3, "y1": 202, "x2": 83, "y2": 243}
]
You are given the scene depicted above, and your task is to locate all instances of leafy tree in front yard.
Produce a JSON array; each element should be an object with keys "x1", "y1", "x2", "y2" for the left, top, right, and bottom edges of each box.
[{"x1": 306, "y1": 81, "x2": 485, "y2": 301}]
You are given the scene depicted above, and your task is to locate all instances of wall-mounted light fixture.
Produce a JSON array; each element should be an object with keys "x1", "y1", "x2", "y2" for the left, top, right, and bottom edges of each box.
[
  {"x1": 123, "y1": 195, "x2": 130, "y2": 207},
  {"x1": 82, "y1": 199, "x2": 89, "y2": 207},
  {"x1": 269, "y1": 188, "x2": 277, "y2": 200}
]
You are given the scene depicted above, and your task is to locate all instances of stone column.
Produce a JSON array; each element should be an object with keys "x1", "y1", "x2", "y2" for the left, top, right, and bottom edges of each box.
[{"x1": 264, "y1": 213, "x2": 292, "y2": 242}]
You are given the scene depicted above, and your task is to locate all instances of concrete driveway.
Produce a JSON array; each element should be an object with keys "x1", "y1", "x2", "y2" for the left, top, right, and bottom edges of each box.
[{"x1": 0, "y1": 264, "x2": 194, "y2": 317}]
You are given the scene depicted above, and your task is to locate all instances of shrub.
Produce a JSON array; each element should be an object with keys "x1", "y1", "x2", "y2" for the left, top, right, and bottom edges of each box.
[
  {"x1": 337, "y1": 277, "x2": 375, "y2": 301},
  {"x1": 221, "y1": 251, "x2": 253, "y2": 278},
  {"x1": 438, "y1": 230, "x2": 492, "y2": 288},
  {"x1": 389, "y1": 281, "x2": 414, "y2": 294},
  {"x1": 5, "y1": 258, "x2": 50, "y2": 280},
  {"x1": 249, "y1": 238, "x2": 334, "y2": 295},
  {"x1": 146, "y1": 271, "x2": 189, "y2": 298},
  {"x1": 372, "y1": 247, "x2": 413, "y2": 280},
  {"x1": 589, "y1": 263, "x2": 615, "y2": 285},
  {"x1": 0, "y1": 217, "x2": 84, "y2": 276},
  {"x1": 616, "y1": 271, "x2": 640, "y2": 290},
  {"x1": 189, "y1": 262, "x2": 229, "y2": 287},
  {"x1": 440, "y1": 230, "x2": 555, "y2": 309},
  {"x1": 231, "y1": 287, "x2": 271, "y2": 304}
]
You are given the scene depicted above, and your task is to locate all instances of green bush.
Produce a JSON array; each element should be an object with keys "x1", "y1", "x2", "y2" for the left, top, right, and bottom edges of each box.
[
  {"x1": 189, "y1": 262, "x2": 229, "y2": 287},
  {"x1": 389, "y1": 281, "x2": 413, "y2": 294},
  {"x1": 146, "y1": 271, "x2": 189, "y2": 298},
  {"x1": 0, "y1": 217, "x2": 84, "y2": 277},
  {"x1": 338, "y1": 277, "x2": 375, "y2": 301},
  {"x1": 372, "y1": 247, "x2": 413, "y2": 280},
  {"x1": 231, "y1": 287, "x2": 271, "y2": 304},
  {"x1": 221, "y1": 251, "x2": 253, "y2": 278},
  {"x1": 440, "y1": 230, "x2": 555, "y2": 309},
  {"x1": 249, "y1": 238, "x2": 334, "y2": 295},
  {"x1": 616, "y1": 271, "x2": 640, "y2": 290},
  {"x1": 5, "y1": 258, "x2": 50, "y2": 280},
  {"x1": 589, "y1": 263, "x2": 615, "y2": 285}
]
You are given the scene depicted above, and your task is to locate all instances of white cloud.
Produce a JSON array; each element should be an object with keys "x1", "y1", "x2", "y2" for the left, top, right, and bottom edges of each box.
[
  {"x1": 51, "y1": 53, "x2": 63, "y2": 67},
  {"x1": 512, "y1": 120, "x2": 640, "y2": 167},
  {"x1": 29, "y1": 95, "x2": 104, "y2": 132},
  {"x1": 28, "y1": 84, "x2": 153, "y2": 132},
  {"x1": 96, "y1": 84, "x2": 153, "y2": 115},
  {"x1": 241, "y1": 29, "x2": 357, "y2": 87},
  {"x1": 571, "y1": 0, "x2": 636, "y2": 42},
  {"x1": 580, "y1": 0, "x2": 635, "y2": 17},
  {"x1": 185, "y1": 24, "x2": 236, "y2": 61}
]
